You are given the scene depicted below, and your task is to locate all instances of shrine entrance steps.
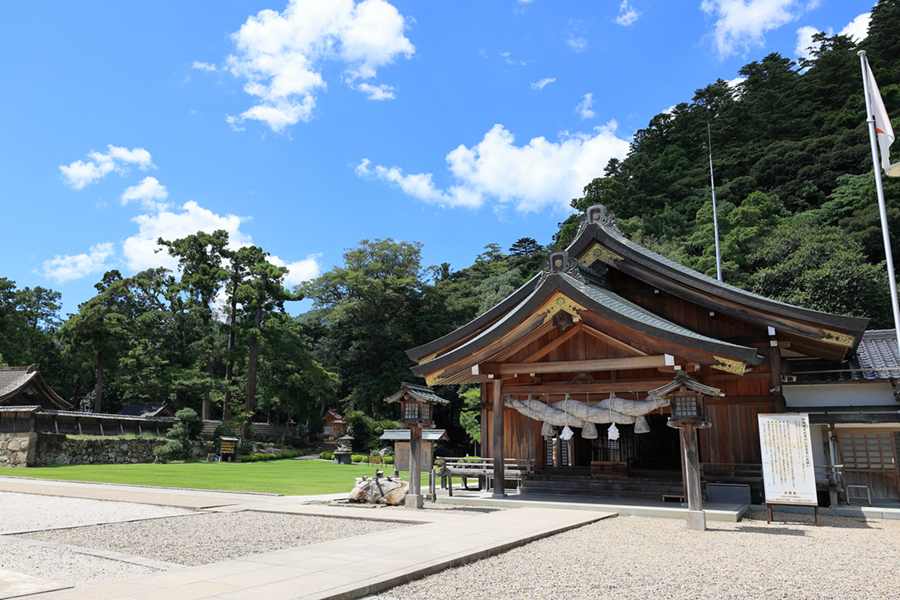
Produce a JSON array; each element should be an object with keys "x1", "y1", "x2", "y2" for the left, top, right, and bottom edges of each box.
[{"x1": 519, "y1": 467, "x2": 686, "y2": 501}]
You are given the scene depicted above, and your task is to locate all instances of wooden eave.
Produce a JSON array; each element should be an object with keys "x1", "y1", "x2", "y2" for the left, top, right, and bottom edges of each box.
[
  {"x1": 568, "y1": 223, "x2": 867, "y2": 362},
  {"x1": 405, "y1": 273, "x2": 540, "y2": 364},
  {"x1": 411, "y1": 273, "x2": 762, "y2": 386},
  {"x1": 0, "y1": 371, "x2": 72, "y2": 410}
]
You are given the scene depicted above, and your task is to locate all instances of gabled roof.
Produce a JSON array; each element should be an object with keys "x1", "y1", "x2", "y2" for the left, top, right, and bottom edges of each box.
[
  {"x1": 383, "y1": 382, "x2": 451, "y2": 405},
  {"x1": 324, "y1": 408, "x2": 344, "y2": 421},
  {"x1": 117, "y1": 402, "x2": 173, "y2": 418},
  {"x1": 567, "y1": 205, "x2": 868, "y2": 361},
  {"x1": 0, "y1": 366, "x2": 72, "y2": 410},
  {"x1": 411, "y1": 266, "x2": 764, "y2": 385},
  {"x1": 406, "y1": 274, "x2": 540, "y2": 363}
]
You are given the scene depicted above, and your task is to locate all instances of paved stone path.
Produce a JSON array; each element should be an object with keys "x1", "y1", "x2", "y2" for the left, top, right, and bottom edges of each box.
[{"x1": 0, "y1": 478, "x2": 613, "y2": 600}]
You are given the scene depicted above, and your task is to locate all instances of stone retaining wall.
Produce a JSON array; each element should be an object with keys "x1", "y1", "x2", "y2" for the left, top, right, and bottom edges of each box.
[
  {"x1": 0, "y1": 433, "x2": 36, "y2": 467},
  {"x1": 0, "y1": 433, "x2": 169, "y2": 467}
]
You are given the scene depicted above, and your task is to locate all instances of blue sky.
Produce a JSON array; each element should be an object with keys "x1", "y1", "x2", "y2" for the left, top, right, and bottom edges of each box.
[{"x1": 0, "y1": 0, "x2": 876, "y2": 316}]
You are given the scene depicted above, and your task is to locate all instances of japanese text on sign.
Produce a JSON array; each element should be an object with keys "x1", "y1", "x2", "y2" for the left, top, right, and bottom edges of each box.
[{"x1": 758, "y1": 414, "x2": 817, "y2": 505}]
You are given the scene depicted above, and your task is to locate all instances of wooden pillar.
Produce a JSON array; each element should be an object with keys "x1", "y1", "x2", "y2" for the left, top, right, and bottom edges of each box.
[
  {"x1": 682, "y1": 422, "x2": 706, "y2": 531},
  {"x1": 672, "y1": 420, "x2": 706, "y2": 531},
  {"x1": 492, "y1": 379, "x2": 505, "y2": 498},
  {"x1": 768, "y1": 346, "x2": 785, "y2": 412},
  {"x1": 409, "y1": 424, "x2": 422, "y2": 496}
]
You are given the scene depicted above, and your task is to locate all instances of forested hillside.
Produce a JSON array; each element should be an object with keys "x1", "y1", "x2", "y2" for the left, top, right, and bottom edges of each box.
[{"x1": 2, "y1": 1, "x2": 899, "y2": 450}]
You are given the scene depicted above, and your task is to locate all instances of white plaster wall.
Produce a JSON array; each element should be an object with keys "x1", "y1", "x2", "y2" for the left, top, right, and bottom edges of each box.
[{"x1": 784, "y1": 382, "x2": 897, "y2": 407}]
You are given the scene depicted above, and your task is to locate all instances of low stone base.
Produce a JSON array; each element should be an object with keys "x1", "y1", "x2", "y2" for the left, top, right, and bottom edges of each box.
[
  {"x1": 404, "y1": 494, "x2": 424, "y2": 509},
  {"x1": 685, "y1": 510, "x2": 707, "y2": 531}
]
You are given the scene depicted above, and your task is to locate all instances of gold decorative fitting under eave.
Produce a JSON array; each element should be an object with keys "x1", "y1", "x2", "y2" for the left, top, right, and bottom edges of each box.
[
  {"x1": 425, "y1": 371, "x2": 444, "y2": 386},
  {"x1": 578, "y1": 242, "x2": 623, "y2": 267},
  {"x1": 539, "y1": 292, "x2": 587, "y2": 325},
  {"x1": 821, "y1": 329, "x2": 854, "y2": 347},
  {"x1": 711, "y1": 356, "x2": 746, "y2": 375},
  {"x1": 418, "y1": 353, "x2": 437, "y2": 365}
]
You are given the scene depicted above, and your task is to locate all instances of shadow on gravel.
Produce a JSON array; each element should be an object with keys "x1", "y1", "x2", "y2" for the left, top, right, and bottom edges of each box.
[{"x1": 730, "y1": 526, "x2": 808, "y2": 536}]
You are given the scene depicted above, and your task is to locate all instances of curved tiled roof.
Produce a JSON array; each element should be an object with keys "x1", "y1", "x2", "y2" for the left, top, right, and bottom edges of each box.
[
  {"x1": 0, "y1": 367, "x2": 72, "y2": 410},
  {"x1": 411, "y1": 271, "x2": 762, "y2": 379},
  {"x1": 790, "y1": 330, "x2": 900, "y2": 384},
  {"x1": 568, "y1": 208, "x2": 869, "y2": 342}
]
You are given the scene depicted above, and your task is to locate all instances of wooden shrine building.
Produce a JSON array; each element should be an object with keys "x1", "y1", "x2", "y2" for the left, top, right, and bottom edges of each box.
[{"x1": 406, "y1": 205, "x2": 869, "y2": 502}]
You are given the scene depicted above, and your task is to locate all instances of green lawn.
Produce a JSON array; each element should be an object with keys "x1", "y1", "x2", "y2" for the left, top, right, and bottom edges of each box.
[{"x1": 0, "y1": 460, "x2": 396, "y2": 496}]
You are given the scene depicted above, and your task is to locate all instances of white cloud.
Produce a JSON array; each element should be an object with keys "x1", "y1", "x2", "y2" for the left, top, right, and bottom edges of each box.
[
  {"x1": 59, "y1": 146, "x2": 155, "y2": 190},
  {"x1": 269, "y1": 253, "x2": 322, "y2": 286},
  {"x1": 123, "y1": 201, "x2": 252, "y2": 272},
  {"x1": 727, "y1": 76, "x2": 746, "y2": 89},
  {"x1": 192, "y1": 61, "x2": 217, "y2": 72},
  {"x1": 701, "y1": 0, "x2": 821, "y2": 59},
  {"x1": 357, "y1": 122, "x2": 631, "y2": 213},
  {"x1": 566, "y1": 36, "x2": 588, "y2": 52},
  {"x1": 225, "y1": 0, "x2": 414, "y2": 132},
  {"x1": 576, "y1": 93, "x2": 596, "y2": 119},
  {"x1": 357, "y1": 82, "x2": 396, "y2": 100},
  {"x1": 795, "y1": 25, "x2": 824, "y2": 61},
  {"x1": 501, "y1": 51, "x2": 528, "y2": 66},
  {"x1": 614, "y1": 1, "x2": 641, "y2": 26},
  {"x1": 120, "y1": 176, "x2": 170, "y2": 211},
  {"x1": 531, "y1": 77, "x2": 556, "y2": 90},
  {"x1": 840, "y1": 13, "x2": 869, "y2": 43},
  {"x1": 37, "y1": 242, "x2": 115, "y2": 283}
]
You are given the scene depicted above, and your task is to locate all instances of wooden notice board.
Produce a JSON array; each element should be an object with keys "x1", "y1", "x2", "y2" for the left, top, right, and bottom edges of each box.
[{"x1": 759, "y1": 414, "x2": 819, "y2": 523}]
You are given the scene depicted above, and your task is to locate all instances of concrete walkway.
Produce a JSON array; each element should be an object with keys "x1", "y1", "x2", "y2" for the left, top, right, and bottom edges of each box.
[
  {"x1": 0, "y1": 478, "x2": 614, "y2": 600},
  {"x1": 0, "y1": 477, "x2": 282, "y2": 510}
]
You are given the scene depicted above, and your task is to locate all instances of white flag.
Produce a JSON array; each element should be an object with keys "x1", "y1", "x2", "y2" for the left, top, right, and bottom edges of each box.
[{"x1": 865, "y1": 59, "x2": 895, "y2": 172}]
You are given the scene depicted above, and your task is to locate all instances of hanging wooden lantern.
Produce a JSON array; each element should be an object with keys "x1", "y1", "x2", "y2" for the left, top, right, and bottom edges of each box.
[
  {"x1": 670, "y1": 392, "x2": 703, "y2": 423},
  {"x1": 384, "y1": 382, "x2": 449, "y2": 429}
]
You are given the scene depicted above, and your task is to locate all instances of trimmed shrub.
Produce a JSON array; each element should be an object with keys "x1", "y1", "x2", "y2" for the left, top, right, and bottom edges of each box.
[
  {"x1": 383, "y1": 456, "x2": 394, "y2": 465},
  {"x1": 154, "y1": 439, "x2": 185, "y2": 463},
  {"x1": 351, "y1": 454, "x2": 366, "y2": 463},
  {"x1": 320, "y1": 451, "x2": 334, "y2": 460}
]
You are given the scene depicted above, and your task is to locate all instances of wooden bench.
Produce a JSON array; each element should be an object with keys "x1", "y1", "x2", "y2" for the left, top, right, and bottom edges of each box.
[{"x1": 438, "y1": 457, "x2": 535, "y2": 496}]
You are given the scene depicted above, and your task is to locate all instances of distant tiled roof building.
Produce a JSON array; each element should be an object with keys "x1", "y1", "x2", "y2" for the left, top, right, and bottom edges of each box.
[
  {"x1": 0, "y1": 366, "x2": 72, "y2": 410},
  {"x1": 117, "y1": 402, "x2": 175, "y2": 418}
]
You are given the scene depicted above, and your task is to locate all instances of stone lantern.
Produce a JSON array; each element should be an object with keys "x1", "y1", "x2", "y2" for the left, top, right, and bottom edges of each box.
[
  {"x1": 651, "y1": 372, "x2": 722, "y2": 531},
  {"x1": 384, "y1": 382, "x2": 450, "y2": 508}
]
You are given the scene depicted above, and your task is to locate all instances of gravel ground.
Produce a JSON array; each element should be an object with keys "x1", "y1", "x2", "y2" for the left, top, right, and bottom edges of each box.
[
  {"x1": 366, "y1": 512, "x2": 900, "y2": 600},
  {"x1": 18, "y1": 511, "x2": 410, "y2": 567},
  {"x1": 0, "y1": 491, "x2": 191, "y2": 533},
  {"x1": 0, "y1": 491, "x2": 410, "y2": 587},
  {"x1": 5, "y1": 491, "x2": 900, "y2": 598}
]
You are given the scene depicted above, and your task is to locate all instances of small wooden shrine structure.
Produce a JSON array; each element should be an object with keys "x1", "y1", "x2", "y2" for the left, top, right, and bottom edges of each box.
[{"x1": 406, "y1": 205, "x2": 868, "y2": 504}]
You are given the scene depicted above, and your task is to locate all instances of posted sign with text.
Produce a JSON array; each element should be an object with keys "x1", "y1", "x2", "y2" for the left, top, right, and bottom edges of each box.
[{"x1": 758, "y1": 414, "x2": 817, "y2": 505}]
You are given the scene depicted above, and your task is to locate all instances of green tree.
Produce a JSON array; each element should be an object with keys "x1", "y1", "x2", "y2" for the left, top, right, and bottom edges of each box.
[
  {"x1": 239, "y1": 254, "x2": 300, "y2": 437},
  {"x1": 58, "y1": 271, "x2": 132, "y2": 412},
  {"x1": 459, "y1": 387, "x2": 481, "y2": 450},
  {"x1": 158, "y1": 230, "x2": 230, "y2": 419},
  {"x1": 304, "y1": 239, "x2": 427, "y2": 418},
  {"x1": 748, "y1": 217, "x2": 892, "y2": 327}
]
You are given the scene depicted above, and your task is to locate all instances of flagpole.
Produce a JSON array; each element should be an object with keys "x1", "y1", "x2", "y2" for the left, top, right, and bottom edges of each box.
[
  {"x1": 707, "y1": 123, "x2": 723, "y2": 282},
  {"x1": 859, "y1": 50, "x2": 900, "y2": 355}
]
